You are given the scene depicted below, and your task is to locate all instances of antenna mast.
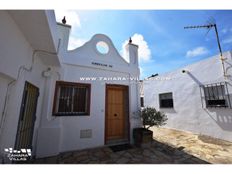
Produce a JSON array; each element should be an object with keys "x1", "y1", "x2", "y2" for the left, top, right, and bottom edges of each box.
[{"x1": 184, "y1": 23, "x2": 226, "y2": 77}]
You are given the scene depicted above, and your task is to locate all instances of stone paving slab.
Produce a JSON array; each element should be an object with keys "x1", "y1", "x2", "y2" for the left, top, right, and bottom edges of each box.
[
  {"x1": 151, "y1": 127, "x2": 232, "y2": 164},
  {"x1": 29, "y1": 140, "x2": 208, "y2": 164},
  {"x1": 27, "y1": 127, "x2": 232, "y2": 164}
]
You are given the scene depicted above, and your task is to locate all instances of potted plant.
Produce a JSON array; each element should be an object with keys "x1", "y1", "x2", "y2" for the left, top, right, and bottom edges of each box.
[{"x1": 133, "y1": 107, "x2": 168, "y2": 147}]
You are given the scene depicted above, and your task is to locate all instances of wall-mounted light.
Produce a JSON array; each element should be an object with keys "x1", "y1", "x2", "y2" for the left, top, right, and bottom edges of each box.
[
  {"x1": 182, "y1": 69, "x2": 190, "y2": 74},
  {"x1": 42, "y1": 67, "x2": 52, "y2": 77}
]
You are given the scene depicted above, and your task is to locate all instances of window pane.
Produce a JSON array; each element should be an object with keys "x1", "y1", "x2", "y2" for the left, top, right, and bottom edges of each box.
[
  {"x1": 160, "y1": 93, "x2": 172, "y2": 99},
  {"x1": 207, "y1": 100, "x2": 226, "y2": 106},
  {"x1": 160, "y1": 99, "x2": 173, "y2": 108},
  {"x1": 58, "y1": 86, "x2": 72, "y2": 113},
  {"x1": 203, "y1": 84, "x2": 227, "y2": 107},
  {"x1": 159, "y1": 92, "x2": 173, "y2": 108},
  {"x1": 73, "y1": 86, "x2": 88, "y2": 113},
  {"x1": 204, "y1": 85, "x2": 225, "y2": 99},
  {"x1": 54, "y1": 82, "x2": 91, "y2": 116},
  {"x1": 140, "y1": 97, "x2": 144, "y2": 107},
  {"x1": 58, "y1": 86, "x2": 66, "y2": 112}
]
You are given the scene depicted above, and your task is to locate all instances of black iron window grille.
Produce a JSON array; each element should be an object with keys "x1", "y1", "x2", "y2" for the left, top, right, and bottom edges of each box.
[
  {"x1": 200, "y1": 82, "x2": 231, "y2": 108},
  {"x1": 53, "y1": 81, "x2": 91, "y2": 116},
  {"x1": 159, "y1": 92, "x2": 174, "y2": 108}
]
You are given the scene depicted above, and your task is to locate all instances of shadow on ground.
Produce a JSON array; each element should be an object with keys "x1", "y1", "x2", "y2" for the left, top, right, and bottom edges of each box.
[
  {"x1": 25, "y1": 139, "x2": 209, "y2": 164},
  {"x1": 151, "y1": 127, "x2": 232, "y2": 164}
]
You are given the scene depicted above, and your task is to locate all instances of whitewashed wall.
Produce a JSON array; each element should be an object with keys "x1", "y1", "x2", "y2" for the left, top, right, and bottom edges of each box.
[
  {"x1": 0, "y1": 11, "x2": 141, "y2": 159},
  {"x1": 0, "y1": 11, "x2": 60, "y2": 162},
  {"x1": 35, "y1": 25, "x2": 141, "y2": 157},
  {"x1": 144, "y1": 51, "x2": 232, "y2": 142}
]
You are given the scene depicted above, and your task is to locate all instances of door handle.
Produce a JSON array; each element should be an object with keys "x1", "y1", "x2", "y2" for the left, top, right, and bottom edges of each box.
[{"x1": 114, "y1": 113, "x2": 117, "y2": 117}]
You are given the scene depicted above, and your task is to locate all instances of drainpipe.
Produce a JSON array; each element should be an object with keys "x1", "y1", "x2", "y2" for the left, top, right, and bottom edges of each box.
[
  {"x1": 0, "y1": 50, "x2": 57, "y2": 137},
  {"x1": 0, "y1": 40, "x2": 61, "y2": 160}
]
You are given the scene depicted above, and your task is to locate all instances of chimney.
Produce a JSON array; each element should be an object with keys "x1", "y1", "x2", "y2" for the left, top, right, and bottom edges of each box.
[
  {"x1": 126, "y1": 38, "x2": 139, "y2": 66},
  {"x1": 56, "y1": 20, "x2": 71, "y2": 53}
]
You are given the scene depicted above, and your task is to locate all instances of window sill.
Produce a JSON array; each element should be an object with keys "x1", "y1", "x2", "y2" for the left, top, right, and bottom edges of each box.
[
  {"x1": 160, "y1": 107, "x2": 174, "y2": 109},
  {"x1": 206, "y1": 106, "x2": 228, "y2": 108}
]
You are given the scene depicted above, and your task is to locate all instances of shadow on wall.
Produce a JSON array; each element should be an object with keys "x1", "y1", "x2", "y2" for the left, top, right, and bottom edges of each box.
[
  {"x1": 226, "y1": 79, "x2": 232, "y2": 88},
  {"x1": 204, "y1": 106, "x2": 232, "y2": 131},
  {"x1": 225, "y1": 59, "x2": 232, "y2": 75},
  {"x1": 225, "y1": 59, "x2": 232, "y2": 86},
  {"x1": 194, "y1": 58, "x2": 232, "y2": 132},
  {"x1": 186, "y1": 72, "x2": 203, "y2": 86}
]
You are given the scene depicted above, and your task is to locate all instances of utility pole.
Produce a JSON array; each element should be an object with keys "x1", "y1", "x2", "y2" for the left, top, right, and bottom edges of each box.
[{"x1": 184, "y1": 23, "x2": 226, "y2": 77}]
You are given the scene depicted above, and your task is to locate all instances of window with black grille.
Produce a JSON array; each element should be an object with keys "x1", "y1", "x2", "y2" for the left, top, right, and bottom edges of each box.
[
  {"x1": 53, "y1": 81, "x2": 91, "y2": 116},
  {"x1": 159, "y1": 92, "x2": 173, "y2": 108},
  {"x1": 140, "y1": 97, "x2": 144, "y2": 107},
  {"x1": 203, "y1": 83, "x2": 228, "y2": 108}
]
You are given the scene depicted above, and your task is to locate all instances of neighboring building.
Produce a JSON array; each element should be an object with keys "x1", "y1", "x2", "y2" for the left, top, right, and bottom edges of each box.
[
  {"x1": 144, "y1": 51, "x2": 232, "y2": 142},
  {"x1": 0, "y1": 10, "x2": 141, "y2": 162}
]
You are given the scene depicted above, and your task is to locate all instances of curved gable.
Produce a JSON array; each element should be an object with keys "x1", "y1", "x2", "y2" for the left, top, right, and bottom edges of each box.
[{"x1": 62, "y1": 34, "x2": 129, "y2": 68}]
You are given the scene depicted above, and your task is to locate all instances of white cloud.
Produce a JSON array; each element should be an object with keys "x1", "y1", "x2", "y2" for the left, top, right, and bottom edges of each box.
[
  {"x1": 68, "y1": 37, "x2": 87, "y2": 50},
  {"x1": 55, "y1": 10, "x2": 85, "y2": 50},
  {"x1": 139, "y1": 66, "x2": 144, "y2": 77},
  {"x1": 55, "y1": 10, "x2": 81, "y2": 28},
  {"x1": 121, "y1": 33, "x2": 151, "y2": 62},
  {"x1": 186, "y1": 47, "x2": 209, "y2": 58},
  {"x1": 222, "y1": 36, "x2": 232, "y2": 44}
]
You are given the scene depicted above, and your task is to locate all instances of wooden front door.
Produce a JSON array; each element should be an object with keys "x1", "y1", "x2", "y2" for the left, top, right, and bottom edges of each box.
[
  {"x1": 15, "y1": 81, "x2": 39, "y2": 150},
  {"x1": 105, "y1": 85, "x2": 129, "y2": 144}
]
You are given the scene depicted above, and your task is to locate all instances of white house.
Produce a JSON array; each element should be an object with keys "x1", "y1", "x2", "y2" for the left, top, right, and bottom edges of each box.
[
  {"x1": 0, "y1": 10, "x2": 141, "y2": 162},
  {"x1": 143, "y1": 51, "x2": 232, "y2": 142}
]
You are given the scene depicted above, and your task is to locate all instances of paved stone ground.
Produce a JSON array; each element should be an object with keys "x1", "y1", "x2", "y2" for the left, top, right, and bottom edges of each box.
[
  {"x1": 29, "y1": 142, "x2": 208, "y2": 164},
  {"x1": 28, "y1": 127, "x2": 232, "y2": 164},
  {"x1": 30, "y1": 142, "x2": 208, "y2": 164},
  {"x1": 151, "y1": 127, "x2": 232, "y2": 164}
]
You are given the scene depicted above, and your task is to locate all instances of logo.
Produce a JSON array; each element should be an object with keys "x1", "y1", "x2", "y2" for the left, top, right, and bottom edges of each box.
[{"x1": 4, "y1": 148, "x2": 31, "y2": 161}]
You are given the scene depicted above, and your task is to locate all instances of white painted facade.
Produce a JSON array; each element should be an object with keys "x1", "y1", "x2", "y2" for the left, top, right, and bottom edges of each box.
[
  {"x1": 36, "y1": 23, "x2": 141, "y2": 158},
  {"x1": 144, "y1": 51, "x2": 232, "y2": 142},
  {"x1": 0, "y1": 10, "x2": 61, "y2": 162},
  {"x1": 0, "y1": 10, "x2": 141, "y2": 161}
]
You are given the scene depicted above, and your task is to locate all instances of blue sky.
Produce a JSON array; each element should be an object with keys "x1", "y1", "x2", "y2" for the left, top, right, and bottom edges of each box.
[{"x1": 55, "y1": 10, "x2": 232, "y2": 79}]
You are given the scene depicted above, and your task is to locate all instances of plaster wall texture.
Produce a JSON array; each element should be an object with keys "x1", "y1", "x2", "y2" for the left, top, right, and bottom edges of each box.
[{"x1": 144, "y1": 51, "x2": 232, "y2": 142}]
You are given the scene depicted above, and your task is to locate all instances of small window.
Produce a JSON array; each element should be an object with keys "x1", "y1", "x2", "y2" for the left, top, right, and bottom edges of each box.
[
  {"x1": 140, "y1": 97, "x2": 144, "y2": 107},
  {"x1": 53, "y1": 81, "x2": 91, "y2": 116},
  {"x1": 159, "y1": 92, "x2": 173, "y2": 108},
  {"x1": 203, "y1": 84, "x2": 227, "y2": 108}
]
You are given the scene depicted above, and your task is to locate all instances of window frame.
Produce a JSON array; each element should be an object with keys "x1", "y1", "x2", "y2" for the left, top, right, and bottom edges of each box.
[
  {"x1": 159, "y1": 92, "x2": 174, "y2": 108},
  {"x1": 202, "y1": 83, "x2": 228, "y2": 108},
  {"x1": 52, "y1": 81, "x2": 91, "y2": 116}
]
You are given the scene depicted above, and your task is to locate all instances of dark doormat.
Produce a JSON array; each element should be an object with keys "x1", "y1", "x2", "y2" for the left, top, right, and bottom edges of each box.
[{"x1": 109, "y1": 144, "x2": 133, "y2": 152}]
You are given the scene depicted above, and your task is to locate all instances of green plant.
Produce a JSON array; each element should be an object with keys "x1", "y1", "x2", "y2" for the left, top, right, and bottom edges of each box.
[{"x1": 140, "y1": 107, "x2": 168, "y2": 129}]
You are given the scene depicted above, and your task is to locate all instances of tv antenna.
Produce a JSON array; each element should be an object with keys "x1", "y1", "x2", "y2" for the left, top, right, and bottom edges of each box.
[{"x1": 184, "y1": 19, "x2": 227, "y2": 77}]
